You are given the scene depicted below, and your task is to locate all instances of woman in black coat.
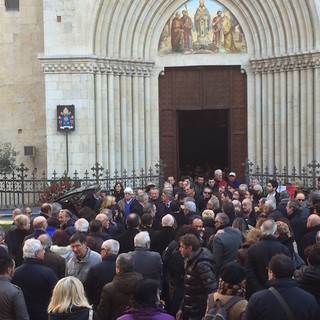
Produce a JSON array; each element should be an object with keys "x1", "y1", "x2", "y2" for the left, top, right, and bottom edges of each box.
[{"x1": 48, "y1": 276, "x2": 99, "y2": 320}]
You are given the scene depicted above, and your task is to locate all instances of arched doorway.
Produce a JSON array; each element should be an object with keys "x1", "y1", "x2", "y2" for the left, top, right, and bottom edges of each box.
[{"x1": 159, "y1": 66, "x2": 247, "y2": 180}]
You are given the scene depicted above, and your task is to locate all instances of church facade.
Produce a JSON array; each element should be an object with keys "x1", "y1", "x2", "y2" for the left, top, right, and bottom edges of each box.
[{"x1": 1, "y1": 0, "x2": 320, "y2": 180}]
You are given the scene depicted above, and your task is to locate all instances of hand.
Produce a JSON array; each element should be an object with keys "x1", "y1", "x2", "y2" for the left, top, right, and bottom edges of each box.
[{"x1": 176, "y1": 309, "x2": 183, "y2": 320}]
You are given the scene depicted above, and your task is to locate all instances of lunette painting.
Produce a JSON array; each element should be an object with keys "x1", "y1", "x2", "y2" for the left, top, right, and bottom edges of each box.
[{"x1": 158, "y1": 0, "x2": 247, "y2": 55}]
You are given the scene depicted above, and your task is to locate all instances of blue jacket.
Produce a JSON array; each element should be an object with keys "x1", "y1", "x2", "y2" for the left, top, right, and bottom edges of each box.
[{"x1": 245, "y1": 278, "x2": 320, "y2": 320}]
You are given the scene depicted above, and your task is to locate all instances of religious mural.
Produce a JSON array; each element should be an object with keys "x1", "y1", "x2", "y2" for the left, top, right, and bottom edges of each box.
[{"x1": 158, "y1": 0, "x2": 247, "y2": 55}]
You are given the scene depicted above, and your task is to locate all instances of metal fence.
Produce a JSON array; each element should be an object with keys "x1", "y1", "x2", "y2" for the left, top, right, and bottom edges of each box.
[
  {"x1": 0, "y1": 161, "x2": 165, "y2": 209},
  {"x1": 242, "y1": 159, "x2": 320, "y2": 190}
]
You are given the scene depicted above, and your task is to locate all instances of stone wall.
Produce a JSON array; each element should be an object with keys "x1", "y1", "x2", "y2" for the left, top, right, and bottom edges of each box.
[{"x1": 0, "y1": 1, "x2": 46, "y2": 173}]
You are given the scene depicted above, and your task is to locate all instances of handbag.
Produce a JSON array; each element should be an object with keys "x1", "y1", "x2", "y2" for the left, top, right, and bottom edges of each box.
[
  {"x1": 268, "y1": 287, "x2": 297, "y2": 320},
  {"x1": 292, "y1": 251, "x2": 305, "y2": 269}
]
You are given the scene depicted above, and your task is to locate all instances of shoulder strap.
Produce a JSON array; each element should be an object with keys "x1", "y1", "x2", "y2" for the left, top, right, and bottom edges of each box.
[
  {"x1": 268, "y1": 287, "x2": 297, "y2": 320},
  {"x1": 88, "y1": 309, "x2": 93, "y2": 320},
  {"x1": 218, "y1": 295, "x2": 244, "y2": 310}
]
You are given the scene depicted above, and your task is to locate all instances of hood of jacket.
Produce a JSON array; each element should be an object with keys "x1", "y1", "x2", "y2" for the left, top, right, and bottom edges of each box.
[
  {"x1": 113, "y1": 272, "x2": 143, "y2": 294},
  {"x1": 123, "y1": 307, "x2": 171, "y2": 319},
  {"x1": 186, "y1": 247, "x2": 214, "y2": 268}
]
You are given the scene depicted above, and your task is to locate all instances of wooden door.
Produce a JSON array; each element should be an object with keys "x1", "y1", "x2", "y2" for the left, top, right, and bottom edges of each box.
[{"x1": 159, "y1": 66, "x2": 247, "y2": 181}]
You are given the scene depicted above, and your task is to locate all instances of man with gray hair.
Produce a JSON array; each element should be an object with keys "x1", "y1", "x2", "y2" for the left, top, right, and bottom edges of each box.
[
  {"x1": 38, "y1": 233, "x2": 65, "y2": 279},
  {"x1": 130, "y1": 192, "x2": 149, "y2": 217},
  {"x1": 129, "y1": 231, "x2": 163, "y2": 287},
  {"x1": 182, "y1": 200, "x2": 197, "y2": 225},
  {"x1": 85, "y1": 239, "x2": 120, "y2": 310},
  {"x1": 151, "y1": 214, "x2": 176, "y2": 255},
  {"x1": 213, "y1": 169, "x2": 226, "y2": 192},
  {"x1": 263, "y1": 199, "x2": 284, "y2": 221},
  {"x1": 98, "y1": 253, "x2": 143, "y2": 320},
  {"x1": 12, "y1": 239, "x2": 58, "y2": 320},
  {"x1": 74, "y1": 218, "x2": 89, "y2": 233},
  {"x1": 245, "y1": 219, "x2": 290, "y2": 298},
  {"x1": 208, "y1": 212, "x2": 242, "y2": 278}
]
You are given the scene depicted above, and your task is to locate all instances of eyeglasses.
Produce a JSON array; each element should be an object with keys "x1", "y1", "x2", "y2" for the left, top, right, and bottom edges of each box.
[
  {"x1": 297, "y1": 199, "x2": 304, "y2": 202},
  {"x1": 204, "y1": 192, "x2": 212, "y2": 195}
]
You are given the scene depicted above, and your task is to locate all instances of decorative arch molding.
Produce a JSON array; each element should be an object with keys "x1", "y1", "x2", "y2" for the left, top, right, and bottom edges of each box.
[
  {"x1": 41, "y1": 0, "x2": 320, "y2": 176},
  {"x1": 91, "y1": 0, "x2": 319, "y2": 60}
]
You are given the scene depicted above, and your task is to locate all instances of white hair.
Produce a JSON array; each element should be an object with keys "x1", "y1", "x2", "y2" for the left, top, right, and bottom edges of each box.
[
  {"x1": 185, "y1": 201, "x2": 196, "y2": 213},
  {"x1": 261, "y1": 219, "x2": 277, "y2": 236},
  {"x1": 162, "y1": 214, "x2": 175, "y2": 227},
  {"x1": 23, "y1": 238, "x2": 42, "y2": 259},
  {"x1": 102, "y1": 239, "x2": 120, "y2": 256},
  {"x1": 214, "y1": 169, "x2": 222, "y2": 176},
  {"x1": 265, "y1": 199, "x2": 276, "y2": 211},
  {"x1": 134, "y1": 231, "x2": 150, "y2": 248},
  {"x1": 74, "y1": 218, "x2": 89, "y2": 232}
]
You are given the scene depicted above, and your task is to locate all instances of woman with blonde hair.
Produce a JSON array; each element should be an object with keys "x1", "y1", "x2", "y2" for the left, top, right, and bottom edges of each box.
[{"x1": 48, "y1": 276, "x2": 99, "y2": 319}]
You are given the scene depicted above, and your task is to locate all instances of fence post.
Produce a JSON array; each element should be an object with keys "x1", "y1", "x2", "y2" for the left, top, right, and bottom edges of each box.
[
  {"x1": 308, "y1": 160, "x2": 320, "y2": 190},
  {"x1": 241, "y1": 158, "x2": 253, "y2": 186},
  {"x1": 17, "y1": 163, "x2": 29, "y2": 206},
  {"x1": 91, "y1": 163, "x2": 104, "y2": 184}
]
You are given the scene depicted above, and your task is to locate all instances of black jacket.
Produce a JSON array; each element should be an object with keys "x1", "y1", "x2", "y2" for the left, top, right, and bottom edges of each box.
[
  {"x1": 49, "y1": 307, "x2": 99, "y2": 320},
  {"x1": 84, "y1": 256, "x2": 117, "y2": 310},
  {"x1": 245, "y1": 235, "x2": 290, "y2": 297},
  {"x1": 245, "y1": 278, "x2": 320, "y2": 320},
  {"x1": 288, "y1": 208, "x2": 307, "y2": 250},
  {"x1": 12, "y1": 258, "x2": 58, "y2": 320},
  {"x1": 294, "y1": 265, "x2": 320, "y2": 304},
  {"x1": 299, "y1": 224, "x2": 320, "y2": 261},
  {"x1": 150, "y1": 226, "x2": 176, "y2": 256},
  {"x1": 116, "y1": 228, "x2": 140, "y2": 253},
  {"x1": 97, "y1": 271, "x2": 143, "y2": 320},
  {"x1": 182, "y1": 248, "x2": 217, "y2": 318}
]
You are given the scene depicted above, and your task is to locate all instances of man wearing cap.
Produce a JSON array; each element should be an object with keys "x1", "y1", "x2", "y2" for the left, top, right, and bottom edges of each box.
[{"x1": 228, "y1": 172, "x2": 240, "y2": 188}]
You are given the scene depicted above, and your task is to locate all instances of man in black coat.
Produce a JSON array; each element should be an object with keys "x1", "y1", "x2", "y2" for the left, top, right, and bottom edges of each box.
[
  {"x1": 116, "y1": 213, "x2": 140, "y2": 253},
  {"x1": 176, "y1": 234, "x2": 217, "y2": 320},
  {"x1": 12, "y1": 238, "x2": 58, "y2": 320},
  {"x1": 151, "y1": 214, "x2": 176, "y2": 256},
  {"x1": 299, "y1": 214, "x2": 320, "y2": 261},
  {"x1": 84, "y1": 239, "x2": 119, "y2": 310},
  {"x1": 286, "y1": 198, "x2": 307, "y2": 251},
  {"x1": 82, "y1": 185, "x2": 101, "y2": 210},
  {"x1": 245, "y1": 254, "x2": 320, "y2": 320},
  {"x1": 245, "y1": 219, "x2": 290, "y2": 298},
  {"x1": 38, "y1": 233, "x2": 65, "y2": 279}
]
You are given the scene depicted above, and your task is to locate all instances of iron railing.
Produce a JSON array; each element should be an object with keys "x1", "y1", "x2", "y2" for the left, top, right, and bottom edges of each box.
[
  {"x1": 242, "y1": 159, "x2": 320, "y2": 190},
  {"x1": 0, "y1": 161, "x2": 165, "y2": 209}
]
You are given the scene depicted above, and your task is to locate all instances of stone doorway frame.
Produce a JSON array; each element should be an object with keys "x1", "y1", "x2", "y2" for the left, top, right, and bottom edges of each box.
[{"x1": 159, "y1": 65, "x2": 248, "y2": 181}]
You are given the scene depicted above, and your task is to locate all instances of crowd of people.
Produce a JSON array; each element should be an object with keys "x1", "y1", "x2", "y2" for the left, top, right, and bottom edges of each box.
[{"x1": 1, "y1": 169, "x2": 320, "y2": 319}]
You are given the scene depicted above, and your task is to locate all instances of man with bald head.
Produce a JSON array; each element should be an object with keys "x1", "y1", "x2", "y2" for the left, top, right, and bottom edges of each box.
[
  {"x1": 24, "y1": 216, "x2": 48, "y2": 241},
  {"x1": 299, "y1": 214, "x2": 320, "y2": 261},
  {"x1": 38, "y1": 233, "x2": 65, "y2": 278},
  {"x1": 96, "y1": 212, "x2": 114, "y2": 240}
]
